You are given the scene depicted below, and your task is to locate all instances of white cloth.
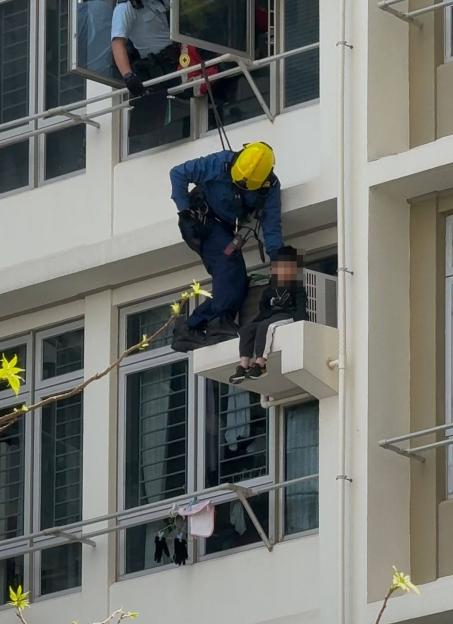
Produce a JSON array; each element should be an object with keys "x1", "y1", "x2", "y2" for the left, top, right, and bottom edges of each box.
[
  {"x1": 262, "y1": 318, "x2": 294, "y2": 359},
  {"x1": 177, "y1": 500, "x2": 215, "y2": 538},
  {"x1": 111, "y1": 0, "x2": 171, "y2": 57},
  {"x1": 229, "y1": 500, "x2": 247, "y2": 535}
]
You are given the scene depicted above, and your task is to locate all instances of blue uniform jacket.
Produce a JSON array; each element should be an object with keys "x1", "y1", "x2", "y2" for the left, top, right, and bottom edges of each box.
[{"x1": 170, "y1": 150, "x2": 284, "y2": 260}]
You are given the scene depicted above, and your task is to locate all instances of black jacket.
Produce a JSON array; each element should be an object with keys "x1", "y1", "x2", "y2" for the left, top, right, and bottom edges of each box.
[{"x1": 253, "y1": 284, "x2": 307, "y2": 322}]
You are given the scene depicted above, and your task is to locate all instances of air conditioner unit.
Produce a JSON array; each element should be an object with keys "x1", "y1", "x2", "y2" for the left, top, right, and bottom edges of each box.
[{"x1": 303, "y1": 269, "x2": 337, "y2": 327}]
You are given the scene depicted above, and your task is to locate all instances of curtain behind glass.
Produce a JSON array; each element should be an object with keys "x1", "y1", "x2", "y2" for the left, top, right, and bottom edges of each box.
[{"x1": 285, "y1": 401, "x2": 319, "y2": 535}]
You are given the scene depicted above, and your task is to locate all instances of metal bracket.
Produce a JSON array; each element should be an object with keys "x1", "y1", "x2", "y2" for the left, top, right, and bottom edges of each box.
[
  {"x1": 234, "y1": 486, "x2": 273, "y2": 552},
  {"x1": 379, "y1": 3, "x2": 420, "y2": 25},
  {"x1": 337, "y1": 267, "x2": 354, "y2": 275},
  {"x1": 336, "y1": 474, "x2": 353, "y2": 483},
  {"x1": 336, "y1": 40, "x2": 354, "y2": 49},
  {"x1": 60, "y1": 111, "x2": 101, "y2": 129},
  {"x1": 43, "y1": 528, "x2": 96, "y2": 548},
  {"x1": 237, "y1": 60, "x2": 275, "y2": 123}
]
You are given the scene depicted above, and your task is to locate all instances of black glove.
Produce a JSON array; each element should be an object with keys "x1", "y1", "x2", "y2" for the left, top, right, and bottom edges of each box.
[
  {"x1": 123, "y1": 72, "x2": 145, "y2": 98},
  {"x1": 154, "y1": 535, "x2": 170, "y2": 563},
  {"x1": 173, "y1": 536, "x2": 188, "y2": 566},
  {"x1": 178, "y1": 210, "x2": 203, "y2": 255}
]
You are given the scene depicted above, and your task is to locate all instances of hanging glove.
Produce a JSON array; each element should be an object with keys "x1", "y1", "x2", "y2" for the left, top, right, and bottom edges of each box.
[
  {"x1": 173, "y1": 535, "x2": 188, "y2": 566},
  {"x1": 123, "y1": 72, "x2": 145, "y2": 98},
  {"x1": 154, "y1": 534, "x2": 170, "y2": 563}
]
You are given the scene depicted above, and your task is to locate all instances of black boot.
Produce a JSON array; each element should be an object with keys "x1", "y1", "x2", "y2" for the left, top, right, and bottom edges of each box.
[
  {"x1": 171, "y1": 318, "x2": 207, "y2": 353},
  {"x1": 204, "y1": 317, "x2": 239, "y2": 346}
]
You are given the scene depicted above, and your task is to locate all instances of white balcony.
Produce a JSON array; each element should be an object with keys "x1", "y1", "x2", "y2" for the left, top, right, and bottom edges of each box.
[{"x1": 193, "y1": 320, "x2": 339, "y2": 401}]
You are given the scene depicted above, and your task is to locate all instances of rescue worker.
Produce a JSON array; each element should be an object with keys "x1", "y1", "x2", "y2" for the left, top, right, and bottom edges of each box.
[
  {"x1": 170, "y1": 142, "x2": 284, "y2": 353},
  {"x1": 111, "y1": 0, "x2": 180, "y2": 144}
]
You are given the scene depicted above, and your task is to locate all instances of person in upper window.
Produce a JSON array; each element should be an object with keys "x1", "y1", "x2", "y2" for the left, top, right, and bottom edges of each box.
[
  {"x1": 169, "y1": 142, "x2": 284, "y2": 353},
  {"x1": 229, "y1": 246, "x2": 307, "y2": 383},
  {"x1": 111, "y1": 0, "x2": 179, "y2": 140}
]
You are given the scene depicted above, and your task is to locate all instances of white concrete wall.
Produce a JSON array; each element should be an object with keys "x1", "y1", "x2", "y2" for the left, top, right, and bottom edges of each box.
[
  {"x1": 0, "y1": 284, "x2": 342, "y2": 624},
  {"x1": 0, "y1": 0, "x2": 339, "y2": 288}
]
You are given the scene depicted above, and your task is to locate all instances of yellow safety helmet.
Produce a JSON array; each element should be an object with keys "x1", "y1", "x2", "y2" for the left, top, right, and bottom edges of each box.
[{"x1": 230, "y1": 142, "x2": 275, "y2": 191}]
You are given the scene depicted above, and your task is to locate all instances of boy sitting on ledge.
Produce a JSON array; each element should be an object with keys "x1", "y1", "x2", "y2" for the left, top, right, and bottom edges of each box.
[{"x1": 229, "y1": 246, "x2": 307, "y2": 384}]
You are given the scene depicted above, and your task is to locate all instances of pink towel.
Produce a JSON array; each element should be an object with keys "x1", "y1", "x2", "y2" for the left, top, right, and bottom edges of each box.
[{"x1": 177, "y1": 500, "x2": 215, "y2": 538}]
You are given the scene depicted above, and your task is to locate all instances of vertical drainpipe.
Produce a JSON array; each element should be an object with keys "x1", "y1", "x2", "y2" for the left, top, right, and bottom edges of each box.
[{"x1": 336, "y1": 0, "x2": 349, "y2": 623}]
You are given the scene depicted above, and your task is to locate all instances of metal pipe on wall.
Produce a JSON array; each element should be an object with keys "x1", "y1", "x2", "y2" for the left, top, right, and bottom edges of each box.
[{"x1": 337, "y1": 0, "x2": 350, "y2": 623}]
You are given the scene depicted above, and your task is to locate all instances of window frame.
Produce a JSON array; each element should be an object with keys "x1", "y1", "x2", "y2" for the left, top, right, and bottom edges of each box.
[
  {"x1": 34, "y1": 320, "x2": 85, "y2": 390},
  {"x1": 120, "y1": 0, "x2": 320, "y2": 159},
  {"x1": 277, "y1": 399, "x2": 319, "y2": 542},
  {"x1": 31, "y1": 379, "x2": 84, "y2": 599},
  {"x1": 196, "y1": 374, "x2": 276, "y2": 560},
  {"x1": 0, "y1": 0, "x2": 86, "y2": 198},
  {"x1": 0, "y1": 335, "x2": 33, "y2": 402},
  {"x1": 117, "y1": 296, "x2": 196, "y2": 578},
  {"x1": 170, "y1": 0, "x2": 256, "y2": 60},
  {"x1": 445, "y1": 214, "x2": 453, "y2": 499},
  {"x1": 0, "y1": 393, "x2": 33, "y2": 597},
  {"x1": 0, "y1": 0, "x2": 37, "y2": 195}
]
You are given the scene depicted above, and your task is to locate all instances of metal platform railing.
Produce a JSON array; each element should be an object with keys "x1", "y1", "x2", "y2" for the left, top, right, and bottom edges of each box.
[
  {"x1": 0, "y1": 473, "x2": 319, "y2": 559},
  {"x1": 378, "y1": 0, "x2": 453, "y2": 24},
  {"x1": 379, "y1": 422, "x2": 453, "y2": 462},
  {"x1": 0, "y1": 42, "x2": 319, "y2": 149}
]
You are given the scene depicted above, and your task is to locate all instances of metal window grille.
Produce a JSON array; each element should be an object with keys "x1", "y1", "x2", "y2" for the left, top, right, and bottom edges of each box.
[
  {"x1": 42, "y1": 328, "x2": 84, "y2": 380},
  {"x1": 136, "y1": 362, "x2": 188, "y2": 505},
  {"x1": 0, "y1": 0, "x2": 29, "y2": 124},
  {"x1": 41, "y1": 396, "x2": 83, "y2": 529},
  {"x1": 0, "y1": 418, "x2": 25, "y2": 541},
  {"x1": 215, "y1": 384, "x2": 268, "y2": 485}
]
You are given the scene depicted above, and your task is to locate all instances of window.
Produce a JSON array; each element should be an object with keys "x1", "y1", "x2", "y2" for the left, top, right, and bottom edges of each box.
[
  {"x1": 283, "y1": 0, "x2": 319, "y2": 108},
  {"x1": 118, "y1": 299, "x2": 193, "y2": 575},
  {"x1": 172, "y1": 0, "x2": 255, "y2": 59},
  {"x1": 0, "y1": 0, "x2": 86, "y2": 196},
  {"x1": 119, "y1": 294, "x2": 320, "y2": 576},
  {"x1": 283, "y1": 401, "x2": 319, "y2": 536},
  {"x1": 0, "y1": 407, "x2": 27, "y2": 604},
  {"x1": 0, "y1": 0, "x2": 30, "y2": 194},
  {"x1": 67, "y1": 0, "x2": 320, "y2": 157},
  {"x1": 0, "y1": 322, "x2": 84, "y2": 602},
  {"x1": 201, "y1": 381, "x2": 271, "y2": 556}
]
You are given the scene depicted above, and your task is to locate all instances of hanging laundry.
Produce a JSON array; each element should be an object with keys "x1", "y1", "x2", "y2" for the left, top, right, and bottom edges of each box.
[
  {"x1": 229, "y1": 499, "x2": 247, "y2": 536},
  {"x1": 154, "y1": 533, "x2": 170, "y2": 563},
  {"x1": 173, "y1": 534, "x2": 188, "y2": 566},
  {"x1": 177, "y1": 500, "x2": 215, "y2": 538}
]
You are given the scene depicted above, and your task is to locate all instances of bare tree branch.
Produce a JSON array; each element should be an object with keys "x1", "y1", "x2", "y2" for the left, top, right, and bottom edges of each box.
[
  {"x1": 374, "y1": 587, "x2": 396, "y2": 624},
  {"x1": 0, "y1": 311, "x2": 180, "y2": 433}
]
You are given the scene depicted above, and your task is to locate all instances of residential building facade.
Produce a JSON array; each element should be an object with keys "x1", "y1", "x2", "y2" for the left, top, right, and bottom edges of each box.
[{"x1": 0, "y1": 1, "x2": 452, "y2": 623}]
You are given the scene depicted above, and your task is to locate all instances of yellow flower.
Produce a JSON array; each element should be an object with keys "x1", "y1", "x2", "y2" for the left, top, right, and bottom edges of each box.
[
  {"x1": 180, "y1": 291, "x2": 191, "y2": 300},
  {"x1": 138, "y1": 334, "x2": 150, "y2": 351},
  {"x1": 0, "y1": 355, "x2": 24, "y2": 396},
  {"x1": 125, "y1": 612, "x2": 139, "y2": 620},
  {"x1": 391, "y1": 566, "x2": 420, "y2": 595},
  {"x1": 8, "y1": 585, "x2": 29, "y2": 610},
  {"x1": 191, "y1": 280, "x2": 212, "y2": 299},
  {"x1": 170, "y1": 302, "x2": 182, "y2": 317}
]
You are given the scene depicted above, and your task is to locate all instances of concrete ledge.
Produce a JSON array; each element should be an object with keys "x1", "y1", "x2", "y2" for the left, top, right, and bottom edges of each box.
[{"x1": 193, "y1": 320, "x2": 338, "y2": 400}]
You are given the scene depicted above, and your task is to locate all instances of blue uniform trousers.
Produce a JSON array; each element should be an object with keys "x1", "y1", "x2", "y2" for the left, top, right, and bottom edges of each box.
[{"x1": 187, "y1": 222, "x2": 248, "y2": 328}]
